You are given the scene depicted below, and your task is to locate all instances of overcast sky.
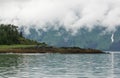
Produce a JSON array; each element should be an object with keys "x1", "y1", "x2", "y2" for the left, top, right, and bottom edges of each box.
[{"x1": 0, "y1": 0, "x2": 120, "y2": 33}]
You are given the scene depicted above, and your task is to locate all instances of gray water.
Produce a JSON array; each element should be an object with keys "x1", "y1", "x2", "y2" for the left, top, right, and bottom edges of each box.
[{"x1": 0, "y1": 52, "x2": 119, "y2": 78}]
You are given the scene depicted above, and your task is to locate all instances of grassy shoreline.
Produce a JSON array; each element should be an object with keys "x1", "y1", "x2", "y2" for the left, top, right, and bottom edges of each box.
[
  {"x1": 0, "y1": 45, "x2": 35, "y2": 49},
  {"x1": 0, "y1": 45, "x2": 104, "y2": 54}
]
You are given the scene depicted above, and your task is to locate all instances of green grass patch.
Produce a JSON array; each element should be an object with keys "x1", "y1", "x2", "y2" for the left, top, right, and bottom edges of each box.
[{"x1": 0, "y1": 45, "x2": 35, "y2": 49}]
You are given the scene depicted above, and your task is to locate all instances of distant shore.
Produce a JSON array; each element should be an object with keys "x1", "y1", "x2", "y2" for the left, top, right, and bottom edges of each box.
[
  {"x1": 0, "y1": 45, "x2": 104, "y2": 54},
  {"x1": 0, "y1": 24, "x2": 105, "y2": 54}
]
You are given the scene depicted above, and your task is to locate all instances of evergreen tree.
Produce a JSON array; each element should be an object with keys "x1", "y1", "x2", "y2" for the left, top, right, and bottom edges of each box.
[{"x1": 0, "y1": 24, "x2": 36, "y2": 45}]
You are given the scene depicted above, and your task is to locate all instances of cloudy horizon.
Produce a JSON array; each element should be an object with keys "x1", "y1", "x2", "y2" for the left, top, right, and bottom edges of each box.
[{"x1": 0, "y1": 0, "x2": 120, "y2": 33}]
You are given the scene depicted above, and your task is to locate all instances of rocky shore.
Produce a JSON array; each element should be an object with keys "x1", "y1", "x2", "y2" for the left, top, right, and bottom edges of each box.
[{"x1": 0, "y1": 47, "x2": 104, "y2": 54}]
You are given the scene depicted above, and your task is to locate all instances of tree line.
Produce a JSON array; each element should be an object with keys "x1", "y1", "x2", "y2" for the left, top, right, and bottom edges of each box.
[{"x1": 0, "y1": 24, "x2": 39, "y2": 45}]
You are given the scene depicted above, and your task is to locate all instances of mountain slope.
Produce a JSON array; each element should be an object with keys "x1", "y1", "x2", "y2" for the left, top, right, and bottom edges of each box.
[{"x1": 25, "y1": 26, "x2": 120, "y2": 51}]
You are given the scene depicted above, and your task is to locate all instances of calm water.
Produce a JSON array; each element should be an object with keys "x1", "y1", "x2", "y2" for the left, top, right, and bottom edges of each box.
[{"x1": 0, "y1": 52, "x2": 119, "y2": 78}]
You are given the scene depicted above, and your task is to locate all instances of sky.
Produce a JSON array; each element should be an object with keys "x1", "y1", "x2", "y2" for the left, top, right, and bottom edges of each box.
[{"x1": 0, "y1": 0, "x2": 120, "y2": 33}]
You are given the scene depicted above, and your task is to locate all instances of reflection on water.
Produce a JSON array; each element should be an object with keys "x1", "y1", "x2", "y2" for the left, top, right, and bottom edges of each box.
[{"x1": 0, "y1": 52, "x2": 119, "y2": 78}]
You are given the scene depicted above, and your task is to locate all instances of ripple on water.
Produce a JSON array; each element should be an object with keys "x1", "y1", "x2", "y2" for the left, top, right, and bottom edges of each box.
[{"x1": 0, "y1": 53, "x2": 119, "y2": 78}]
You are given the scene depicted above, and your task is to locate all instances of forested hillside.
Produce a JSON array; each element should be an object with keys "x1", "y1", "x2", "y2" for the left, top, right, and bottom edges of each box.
[
  {"x1": 25, "y1": 26, "x2": 120, "y2": 51},
  {"x1": 0, "y1": 24, "x2": 39, "y2": 45},
  {"x1": 1, "y1": 24, "x2": 119, "y2": 50}
]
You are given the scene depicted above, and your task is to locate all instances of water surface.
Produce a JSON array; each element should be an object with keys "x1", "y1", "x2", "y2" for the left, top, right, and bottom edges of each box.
[{"x1": 0, "y1": 52, "x2": 119, "y2": 78}]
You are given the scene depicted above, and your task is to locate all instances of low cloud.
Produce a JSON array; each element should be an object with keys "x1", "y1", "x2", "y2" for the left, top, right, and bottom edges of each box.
[{"x1": 0, "y1": 0, "x2": 120, "y2": 33}]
